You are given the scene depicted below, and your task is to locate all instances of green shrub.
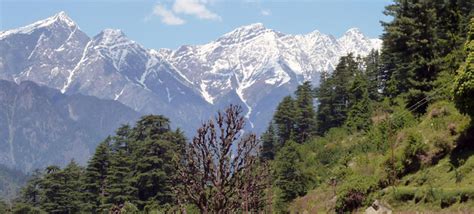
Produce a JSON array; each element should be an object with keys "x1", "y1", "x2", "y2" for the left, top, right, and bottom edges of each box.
[
  {"x1": 433, "y1": 134, "x2": 452, "y2": 153},
  {"x1": 401, "y1": 131, "x2": 427, "y2": 173},
  {"x1": 12, "y1": 203, "x2": 46, "y2": 214},
  {"x1": 388, "y1": 187, "x2": 474, "y2": 208},
  {"x1": 335, "y1": 174, "x2": 378, "y2": 212},
  {"x1": 458, "y1": 157, "x2": 474, "y2": 177},
  {"x1": 392, "y1": 187, "x2": 416, "y2": 202},
  {"x1": 0, "y1": 200, "x2": 7, "y2": 213},
  {"x1": 367, "y1": 122, "x2": 390, "y2": 152},
  {"x1": 121, "y1": 202, "x2": 139, "y2": 214}
]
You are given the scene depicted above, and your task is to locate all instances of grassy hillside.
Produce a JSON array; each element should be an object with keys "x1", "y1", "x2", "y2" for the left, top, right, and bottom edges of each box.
[{"x1": 288, "y1": 100, "x2": 474, "y2": 213}]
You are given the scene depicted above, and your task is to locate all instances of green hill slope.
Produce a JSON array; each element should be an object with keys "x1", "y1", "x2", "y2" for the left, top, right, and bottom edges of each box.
[{"x1": 289, "y1": 100, "x2": 474, "y2": 213}]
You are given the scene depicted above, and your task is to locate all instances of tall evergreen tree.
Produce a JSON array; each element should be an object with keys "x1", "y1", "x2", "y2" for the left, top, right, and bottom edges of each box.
[
  {"x1": 82, "y1": 138, "x2": 112, "y2": 213},
  {"x1": 103, "y1": 125, "x2": 137, "y2": 209},
  {"x1": 130, "y1": 115, "x2": 171, "y2": 141},
  {"x1": 345, "y1": 70, "x2": 372, "y2": 131},
  {"x1": 260, "y1": 122, "x2": 277, "y2": 161},
  {"x1": 316, "y1": 71, "x2": 336, "y2": 134},
  {"x1": 294, "y1": 81, "x2": 317, "y2": 143},
  {"x1": 39, "y1": 162, "x2": 83, "y2": 213},
  {"x1": 130, "y1": 115, "x2": 186, "y2": 208},
  {"x1": 453, "y1": 18, "x2": 474, "y2": 118},
  {"x1": 61, "y1": 160, "x2": 83, "y2": 213},
  {"x1": 103, "y1": 147, "x2": 136, "y2": 209},
  {"x1": 39, "y1": 166, "x2": 62, "y2": 213},
  {"x1": 435, "y1": 0, "x2": 473, "y2": 72},
  {"x1": 134, "y1": 139, "x2": 179, "y2": 208},
  {"x1": 273, "y1": 141, "x2": 307, "y2": 212},
  {"x1": 380, "y1": 0, "x2": 472, "y2": 112},
  {"x1": 365, "y1": 49, "x2": 383, "y2": 100},
  {"x1": 273, "y1": 96, "x2": 296, "y2": 144},
  {"x1": 19, "y1": 169, "x2": 42, "y2": 207},
  {"x1": 316, "y1": 54, "x2": 358, "y2": 134},
  {"x1": 331, "y1": 54, "x2": 358, "y2": 127}
]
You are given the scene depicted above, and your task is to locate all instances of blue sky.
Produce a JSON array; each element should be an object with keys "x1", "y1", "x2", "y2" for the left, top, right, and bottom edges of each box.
[{"x1": 0, "y1": 0, "x2": 392, "y2": 49}]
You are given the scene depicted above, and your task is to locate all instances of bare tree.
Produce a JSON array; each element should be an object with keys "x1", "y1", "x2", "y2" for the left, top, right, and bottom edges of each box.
[{"x1": 176, "y1": 105, "x2": 269, "y2": 213}]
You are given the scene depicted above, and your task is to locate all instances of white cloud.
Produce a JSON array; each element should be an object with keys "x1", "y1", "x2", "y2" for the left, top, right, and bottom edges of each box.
[
  {"x1": 172, "y1": 0, "x2": 221, "y2": 21},
  {"x1": 153, "y1": 4, "x2": 185, "y2": 25},
  {"x1": 149, "y1": 0, "x2": 221, "y2": 25},
  {"x1": 261, "y1": 9, "x2": 271, "y2": 16}
]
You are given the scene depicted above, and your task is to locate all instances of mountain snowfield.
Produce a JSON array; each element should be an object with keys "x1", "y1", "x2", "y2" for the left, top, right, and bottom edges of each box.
[{"x1": 0, "y1": 12, "x2": 381, "y2": 134}]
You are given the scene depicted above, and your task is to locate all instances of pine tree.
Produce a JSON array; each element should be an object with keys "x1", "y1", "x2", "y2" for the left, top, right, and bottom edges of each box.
[
  {"x1": 273, "y1": 141, "x2": 307, "y2": 212},
  {"x1": 316, "y1": 54, "x2": 358, "y2": 134},
  {"x1": 39, "y1": 162, "x2": 83, "y2": 213},
  {"x1": 273, "y1": 96, "x2": 296, "y2": 144},
  {"x1": 332, "y1": 54, "x2": 358, "y2": 127},
  {"x1": 453, "y1": 18, "x2": 474, "y2": 118},
  {"x1": 134, "y1": 139, "x2": 178, "y2": 207},
  {"x1": 103, "y1": 125, "x2": 137, "y2": 209},
  {"x1": 381, "y1": 0, "x2": 455, "y2": 113},
  {"x1": 130, "y1": 115, "x2": 171, "y2": 141},
  {"x1": 39, "y1": 166, "x2": 62, "y2": 213},
  {"x1": 11, "y1": 203, "x2": 45, "y2": 214},
  {"x1": 260, "y1": 122, "x2": 277, "y2": 161},
  {"x1": 294, "y1": 81, "x2": 317, "y2": 143},
  {"x1": 103, "y1": 147, "x2": 136, "y2": 209},
  {"x1": 82, "y1": 138, "x2": 112, "y2": 213},
  {"x1": 316, "y1": 71, "x2": 336, "y2": 134},
  {"x1": 435, "y1": 0, "x2": 473, "y2": 71},
  {"x1": 131, "y1": 115, "x2": 185, "y2": 208},
  {"x1": 61, "y1": 160, "x2": 83, "y2": 213},
  {"x1": 19, "y1": 169, "x2": 42, "y2": 207},
  {"x1": 345, "y1": 70, "x2": 372, "y2": 131},
  {"x1": 365, "y1": 49, "x2": 383, "y2": 100}
]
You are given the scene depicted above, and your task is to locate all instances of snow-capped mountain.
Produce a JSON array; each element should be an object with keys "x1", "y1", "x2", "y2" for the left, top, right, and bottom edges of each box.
[{"x1": 0, "y1": 12, "x2": 381, "y2": 134}]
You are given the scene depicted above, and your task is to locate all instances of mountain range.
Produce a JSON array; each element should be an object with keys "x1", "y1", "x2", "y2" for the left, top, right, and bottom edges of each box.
[
  {"x1": 0, "y1": 80, "x2": 139, "y2": 172},
  {"x1": 0, "y1": 11, "x2": 381, "y2": 136}
]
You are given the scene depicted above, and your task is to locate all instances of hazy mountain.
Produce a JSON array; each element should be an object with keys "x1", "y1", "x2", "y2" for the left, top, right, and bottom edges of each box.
[
  {"x1": 0, "y1": 164, "x2": 27, "y2": 200},
  {"x1": 0, "y1": 11, "x2": 381, "y2": 134},
  {"x1": 0, "y1": 80, "x2": 139, "y2": 172}
]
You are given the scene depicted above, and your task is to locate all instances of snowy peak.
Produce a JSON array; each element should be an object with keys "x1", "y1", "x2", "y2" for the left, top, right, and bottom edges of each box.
[
  {"x1": 233, "y1": 22, "x2": 266, "y2": 33},
  {"x1": 342, "y1": 28, "x2": 365, "y2": 38},
  {"x1": 338, "y1": 28, "x2": 380, "y2": 55},
  {"x1": 217, "y1": 23, "x2": 282, "y2": 45},
  {"x1": 52, "y1": 11, "x2": 76, "y2": 28},
  {"x1": 338, "y1": 28, "x2": 369, "y2": 47},
  {"x1": 0, "y1": 11, "x2": 77, "y2": 39},
  {"x1": 93, "y1": 29, "x2": 129, "y2": 45},
  {"x1": 297, "y1": 29, "x2": 338, "y2": 47}
]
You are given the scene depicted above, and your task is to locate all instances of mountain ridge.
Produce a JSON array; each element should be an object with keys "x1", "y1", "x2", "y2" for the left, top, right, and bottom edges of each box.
[{"x1": 0, "y1": 11, "x2": 381, "y2": 134}]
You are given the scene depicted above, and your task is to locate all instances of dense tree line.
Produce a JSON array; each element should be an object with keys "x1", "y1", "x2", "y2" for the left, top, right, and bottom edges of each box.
[
  {"x1": 10, "y1": 115, "x2": 186, "y2": 213},
  {"x1": 6, "y1": 107, "x2": 270, "y2": 213}
]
